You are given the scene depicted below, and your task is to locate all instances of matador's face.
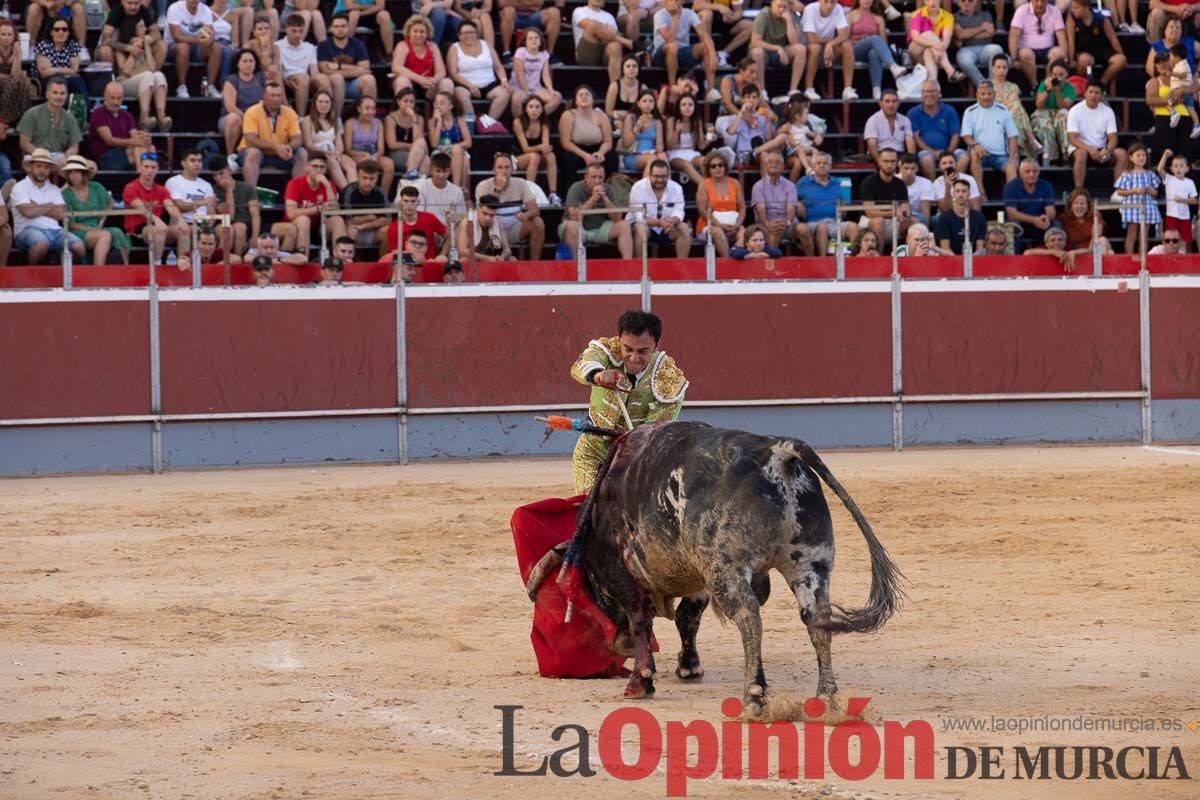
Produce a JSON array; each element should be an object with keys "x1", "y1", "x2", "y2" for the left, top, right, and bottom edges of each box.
[{"x1": 619, "y1": 332, "x2": 657, "y2": 377}]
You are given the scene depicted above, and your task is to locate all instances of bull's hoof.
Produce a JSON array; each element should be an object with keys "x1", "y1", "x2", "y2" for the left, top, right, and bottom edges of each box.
[
  {"x1": 675, "y1": 664, "x2": 704, "y2": 682},
  {"x1": 623, "y1": 680, "x2": 656, "y2": 699},
  {"x1": 743, "y1": 699, "x2": 765, "y2": 719}
]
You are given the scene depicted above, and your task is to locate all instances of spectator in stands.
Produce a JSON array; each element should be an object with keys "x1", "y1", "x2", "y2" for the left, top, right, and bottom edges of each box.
[
  {"x1": 953, "y1": 0, "x2": 1003, "y2": 88},
  {"x1": 319, "y1": 256, "x2": 344, "y2": 284},
  {"x1": 196, "y1": 226, "x2": 223, "y2": 264},
  {"x1": 166, "y1": 148, "x2": 218, "y2": 233},
  {"x1": 99, "y1": 0, "x2": 167, "y2": 70},
  {"x1": 239, "y1": 81, "x2": 307, "y2": 185},
  {"x1": 166, "y1": 0, "x2": 230, "y2": 98},
  {"x1": 865, "y1": 88, "x2": 915, "y2": 166},
  {"x1": 427, "y1": 91, "x2": 473, "y2": 192},
  {"x1": 289, "y1": 0, "x2": 326, "y2": 43},
  {"x1": 232, "y1": 0, "x2": 281, "y2": 44},
  {"x1": 695, "y1": 152, "x2": 745, "y2": 257},
  {"x1": 627, "y1": 158, "x2": 690, "y2": 257},
  {"x1": 717, "y1": 57, "x2": 767, "y2": 120},
  {"x1": 211, "y1": 154, "x2": 259, "y2": 258},
  {"x1": 1009, "y1": 0, "x2": 1067, "y2": 88},
  {"x1": 760, "y1": 97, "x2": 821, "y2": 181},
  {"x1": 0, "y1": 22, "x2": 34, "y2": 134},
  {"x1": 281, "y1": 152, "x2": 346, "y2": 258},
  {"x1": 959, "y1": 80, "x2": 1018, "y2": 200},
  {"x1": 386, "y1": 185, "x2": 450, "y2": 258},
  {"x1": 607, "y1": 55, "x2": 650, "y2": 126},
  {"x1": 573, "y1": 0, "x2": 634, "y2": 83},
  {"x1": 320, "y1": 13, "x2": 378, "y2": 113},
  {"x1": 244, "y1": 14, "x2": 283, "y2": 83},
  {"x1": 1114, "y1": 143, "x2": 1162, "y2": 253},
  {"x1": 795, "y1": 150, "x2": 856, "y2": 256},
  {"x1": 499, "y1": 0, "x2": 562, "y2": 63},
  {"x1": 33, "y1": 16, "x2": 87, "y2": 101},
  {"x1": 277, "y1": 14, "x2": 321, "y2": 116},
  {"x1": 88, "y1": 82, "x2": 151, "y2": 171},
  {"x1": 1022, "y1": 226, "x2": 1083, "y2": 269},
  {"x1": 560, "y1": 161, "x2": 634, "y2": 259},
  {"x1": 908, "y1": 81, "x2": 962, "y2": 180},
  {"x1": 665, "y1": 93, "x2": 708, "y2": 185},
  {"x1": 458, "y1": 194, "x2": 513, "y2": 261},
  {"x1": 335, "y1": 0, "x2": 394, "y2": 56},
  {"x1": 1002, "y1": 158, "x2": 1057, "y2": 244},
  {"x1": 900, "y1": 152, "x2": 936, "y2": 225},
  {"x1": 1148, "y1": 232, "x2": 1186, "y2": 254},
  {"x1": 122, "y1": 152, "x2": 189, "y2": 267},
  {"x1": 514, "y1": 95, "x2": 559, "y2": 201},
  {"x1": 750, "y1": 0, "x2": 808, "y2": 102},
  {"x1": 619, "y1": 0, "x2": 657, "y2": 42},
  {"x1": 1067, "y1": 0, "x2": 1127, "y2": 86},
  {"x1": 652, "y1": 0, "x2": 719, "y2": 101},
  {"x1": 443, "y1": 260, "x2": 466, "y2": 282},
  {"x1": 17, "y1": 78, "x2": 81, "y2": 169},
  {"x1": 411, "y1": 0, "x2": 461, "y2": 46},
  {"x1": 1147, "y1": 54, "x2": 1193, "y2": 165},
  {"x1": 303, "y1": 90, "x2": 352, "y2": 189},
  {"x1": 847, "y1": 0, "x2": 907, "y2": 101},
  {"x1": 932, "y1": 149, "x2": 982, "y2": 211},
  {"x1": 448, "y1": 20, "x2": 511, "y2": 127},
  {"x1": 245, "y1": 230, "x2": 307, "y2": 264},
  {"x1": 26, "y1": 0, "x2": 89, "y2": 61},
  {"x1": 251, "y1": 255, "x2": 274, "y2": 286},
  {"x1": 1158, "y1": 149, "x2": 1197, "y2": 250},
  {"x1": 932, "y1": 178, "x2": 987, "y2": 255},
  {"x1": 385, "y1": 88, "x2": 430, "y2": 182},
  {"x1": 619, "y1": 89, "x2": 669, "y2": 178},
  {"x1": 850, "y1": 227, "x2": 881, "y2": 256},
  {"x1": 1145, "y1": 17, "x2": 1193, "y2": 78},
  {"x1": 908, "y1": 0, "x2": 964, "y2": 84},
  {"x1": 1060, "y1": 187, "x2": 1112, "y2": 253},
  {"x1": 333, "y1": 236, "x2": 357, "y2": 262},
  {"x1": 979, "y1": 224, "x2": 1011, "y2": 255},
  {"x1": 221, "y1": 49, "x2": 266, "y2": 161},
  {"x1": 62, "y1": 156, "x2": 127, "y2": 265},
  {"x1": 414, "y1": 152, "x2": 468, "y2": 226},
  {"x1": 801, "y1": 0, "x2": 857, "y2": 101},
  {"x1": 897, "y1": 222, "x2": 947, "y2": 256},
  {"x1": 345, "y1": 96, "x2": 394, "y2": 196},
  {"x1": 508, "y1": 27, "x2": 562, "y2": 116},
  {"x1": 475, "y1": 151, "x2": 546, "y2": 257},
  {"x1": 859, "y1": 146, "x2": 911, "y2": 251},
  {"x1": 990, "y1": 54, "x2": 1043, "y2": 160},
  {"x1": 558, "y1": 85, "x2": 616, "y2": 197},
  {"x1": 456, "y1": 0, "x2": 499, "y2": 51},
  {"x1": 724, "y1": 83, "x2": 773, "y2": 166},
  {"x1": 1067, "y1": 81, "x2": 1127, "y2": 188},
  {"x1": 114, "y1": 23, "x2": 170, "y2": 132},
  {"x1": 389, "y1": 228, "x2": 427, "y2": 283},
  {"x1": 340, "y1": 159, "x2": 389, "y2": 252},
  {"x1": 1032, "y1": 59, "x2": 1076, "y2": 164},
  {"x1": 751, "y1": 151, "x2": 804, "y2": 251},
  {"x1": 731, "y1": 224, "x2": 784, "y2": 259},
  {"x1": 1146, "y1": 0, "x2": 1192, "y2": 43},
  {"x1": 696, "y1": 0, "x2": 754, "y2": 70}
]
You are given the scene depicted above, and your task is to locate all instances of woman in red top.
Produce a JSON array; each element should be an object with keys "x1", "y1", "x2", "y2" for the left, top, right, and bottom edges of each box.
[
  {"x1": 1060, "y1": 188, "x2": 1113, "y2": 254},
  {"x1": 391, "y1": 15, "x2": 454, "y2": 102}
]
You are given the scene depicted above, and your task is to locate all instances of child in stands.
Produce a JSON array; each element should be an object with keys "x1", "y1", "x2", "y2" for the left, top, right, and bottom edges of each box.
[
  {"x1": 1157, "y1": 148, "x2": 1198, "y2": 251},
  {"x1": 1113, "y1": 142, "x2": 1162, "y2": 253}
]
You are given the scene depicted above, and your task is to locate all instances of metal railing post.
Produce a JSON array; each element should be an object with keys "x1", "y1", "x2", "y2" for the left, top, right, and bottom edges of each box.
[
  {"x1": 446, "y1": 211, "x2": 459, "y2": 262},
  {"x1": 1092, "y1": 205, "x2": 1102, "y2": 277},
  {"x1": 891, "y1": 270, "x2": 903, "y2": 451},
  {"x1": 318, "y1": 209, "x2": 328, "y2": 265},
  {"x1": 963, "y1": 209, "x2": 973, "y2": 278},
  {"x1": 61, "y1": 238, "x2": 73, "y2": 289},
  {"x1": 890, "y1": 201, "x2": 899, "y2": 277},
  {"x1": 148, "y1": 282, "x2": 162, "y2": 473},
  {"x1": 1139, "y1": 217, "x2": 1148, "y2": 273},
  {"x1": 190, "y1": 220, "x2": 200, "y2": 288},
  {"x1": 576, "y1": 215, "x2": 587, "y2": 282},
  {"x1": 835, "y1": 203, "x2": 845, "y2": 279},
  {"x1": 704, "y1": 209, "x2": 715, "y2": 282},
  {"x1": 1140, "y1": 268, "x2": 1152, "y2": 446},
  {"x1": 640, "y1": 204, "x2": 650, "y2": 311},
  {"x1": 396, "y1": 276, "x2": 408, "y2": 465}
]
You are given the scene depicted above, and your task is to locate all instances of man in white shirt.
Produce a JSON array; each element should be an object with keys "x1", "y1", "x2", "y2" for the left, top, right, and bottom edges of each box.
[
  {"x1": 166, "y1": 0, "x2": 229, "y2": 98},
  {"x1": 573, "y1": 0, "x2": 634, "y2": 83},
  {"x1": 627, "y1": 158, "x2": 690, "y2": 258},
  {"x1": 899, "y1": 152, "x2": 936, "y2": 224},
  {"x1": 277, "y1": 13, "x2": 327, "y2": 116},
  {"x1": 1066, "y1": 80, "x2": 1127, "y2": 189},
  {"x1": 11, "y1": 149, "x2": 85, "y2": 265},
  {"x1": 165, "y1": 148, "x2": 217, "y2": 225},
  {"x1": 801, "y1": 0, "x2": 856, "y2": 101},
  {"x1": 931, "y1": 150, "x2": 982, "y2": 212},
  {"x1": 413, "y1": 152, "x2": 467, "y2": 227}
]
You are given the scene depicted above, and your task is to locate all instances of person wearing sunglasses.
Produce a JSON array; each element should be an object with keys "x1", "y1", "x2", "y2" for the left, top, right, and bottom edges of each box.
[
  {"x1": 33, "y1": 19, "x2": 87, "y2": 101},
  {"x1": 1148, "y1": 232, "x2": 1186, "y2": 254},
  {"x1": 26, "y1": 0, "x2": 90, "y2": 63},
  {"x1": 1008, "y1": 0, "x2": 1067, "y2": 88}
]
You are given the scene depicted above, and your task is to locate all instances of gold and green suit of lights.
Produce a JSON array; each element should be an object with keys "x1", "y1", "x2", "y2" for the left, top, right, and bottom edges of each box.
[{"x1": 568, "y1": 336, "x2": 689, "y2": 493}]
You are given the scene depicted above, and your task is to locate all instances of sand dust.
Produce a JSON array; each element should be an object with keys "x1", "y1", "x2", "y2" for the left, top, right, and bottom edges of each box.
[{"x1": 1, "y1": 444, "x2": 1198, "y2": 799}]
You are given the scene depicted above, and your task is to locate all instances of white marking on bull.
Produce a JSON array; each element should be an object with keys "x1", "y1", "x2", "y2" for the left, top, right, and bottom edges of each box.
[{"x1": 663, "y1": 467, "x2": 687, "y2": 524}]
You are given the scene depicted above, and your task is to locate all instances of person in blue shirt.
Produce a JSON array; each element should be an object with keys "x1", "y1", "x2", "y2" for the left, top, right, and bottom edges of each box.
[
  {"x1": 730, "y1": 224, "x2": 784, "y2": 259},
  {"x1": 907, "y1": 80, "x2": 962, "y2": 179},
  {"x1": 1001, "y1": 158, "x2": 1058, "y2": 246},
  {"x1": 957, "y1": 80, "x2": 1018, "y2": 201},
  {"x1": 795, "y1": 150, "x2": 858, "y2": 255}
]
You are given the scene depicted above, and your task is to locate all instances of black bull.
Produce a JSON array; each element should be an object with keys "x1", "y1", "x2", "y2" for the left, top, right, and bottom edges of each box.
[{"x1": 572, "y1": 420, "x2": 904, "y2": 713}]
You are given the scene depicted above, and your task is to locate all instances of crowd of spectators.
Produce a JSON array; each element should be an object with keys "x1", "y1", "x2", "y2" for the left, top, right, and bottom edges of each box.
[{"x1": 0, "y1": 0, "x2": 1196, "y2": 280}]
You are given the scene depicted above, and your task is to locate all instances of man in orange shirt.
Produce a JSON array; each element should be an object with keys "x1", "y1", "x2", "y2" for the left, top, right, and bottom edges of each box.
[{"x1": 237, "y1": 81, "x2": 306, "y2": 185}]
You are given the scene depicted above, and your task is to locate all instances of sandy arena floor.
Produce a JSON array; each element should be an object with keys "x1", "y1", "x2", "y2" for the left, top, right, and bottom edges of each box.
[{"x1": 1, "y1": 444, "x2": 1198, "y2": 799}]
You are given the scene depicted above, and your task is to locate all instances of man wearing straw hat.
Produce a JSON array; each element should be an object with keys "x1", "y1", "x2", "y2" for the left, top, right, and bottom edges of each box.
[
  {"x1": 9, "y1": 148, "x2": 85, "y2": 265},
  {"x1": 568, "y1": 310, "x2": 688, "y2": 493}
]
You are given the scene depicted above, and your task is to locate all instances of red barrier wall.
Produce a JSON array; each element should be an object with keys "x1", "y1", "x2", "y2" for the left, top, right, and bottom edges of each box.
[
  {"x1": 0, "y1": 300, "x2": 150, "y2": 419},
  {"x1": 1150, "y1": 287, "x2": 1200, "y2": 400}
]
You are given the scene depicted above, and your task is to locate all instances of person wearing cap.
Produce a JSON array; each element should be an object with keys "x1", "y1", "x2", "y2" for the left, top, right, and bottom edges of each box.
[
  {"x1": 319, "y1": 257, "x2": 344, "y2": 285},
  {"x1": 251, "y1": 254, "x2": 274, "y2": 286},
  {"x1": 10, "y1": 148, "x2": 85, "y2": 265},
  {"x1": 122, "y1": 152, "x2": 190, "y2": 267},
  {"x1": 16, "y1": 77, "x2": 81, "y2": 169},
  {"x1": 63, "y1": 155, "x2": 131, "y2": 266},
  {"x1": 442, "y1": 260, "x2": 465, "y2": 283}
]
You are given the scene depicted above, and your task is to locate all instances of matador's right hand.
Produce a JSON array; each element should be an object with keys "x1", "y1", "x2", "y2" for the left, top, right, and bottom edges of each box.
[{"x1": 593, "y1": 369, "x2": 625, "y2": 390}]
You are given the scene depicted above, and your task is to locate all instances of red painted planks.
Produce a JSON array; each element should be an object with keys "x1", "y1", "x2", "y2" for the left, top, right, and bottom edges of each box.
[
  {"x1": 0, "y1": 301, "x2": 151, "y2": 419},
  {"x1": 1150, "y1": 287, "x2": 1200, "y2": 399},
  {"x1": 903, "y1": 290, "x2": 1141, "y2": 395},
  {"x1": 158, "y1": 299, "x2": 397, "y2": 413}
]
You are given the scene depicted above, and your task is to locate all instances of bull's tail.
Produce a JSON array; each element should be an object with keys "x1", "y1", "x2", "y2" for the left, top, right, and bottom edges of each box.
[{"x1": 793, "y1": 440, "x2": 905, "y2": 634}]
